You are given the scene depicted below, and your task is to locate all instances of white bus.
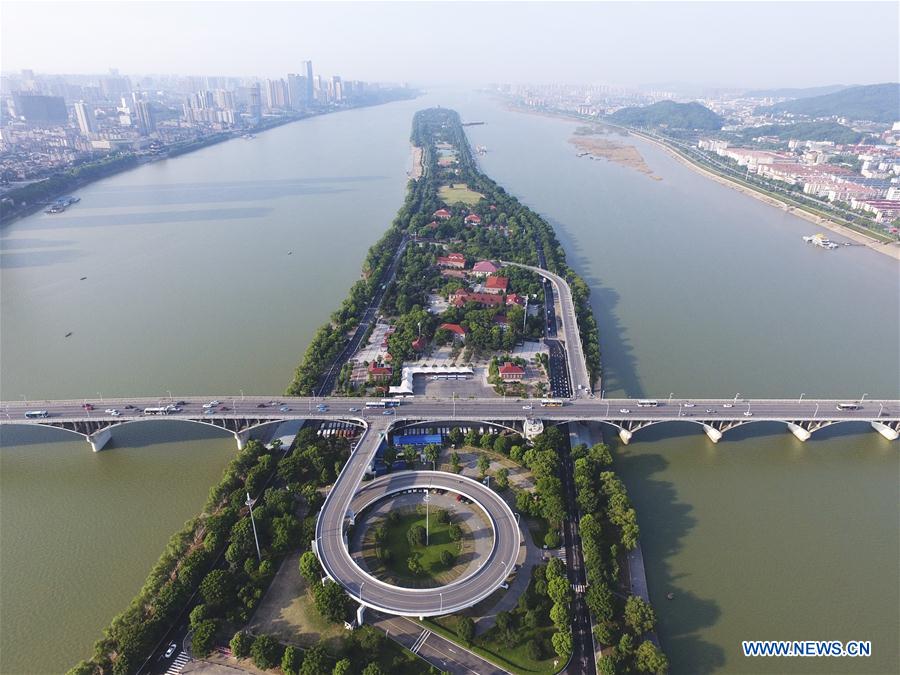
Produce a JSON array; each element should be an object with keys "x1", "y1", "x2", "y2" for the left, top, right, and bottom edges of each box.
[
  {"x1": 836, "y1": 403, "x2": 861, "y2": 411},
  {"x1": 365, "y1": 399, "x2": 401, "y2": 409},
  {"x1": 25, "y1": 410, "x2": 49, "y2": 419},
  {"x1": 143, "y1": 406, "x2": 172, "y2": 415},
  {"x1": 637, "y1": 400, "x2": 659, "y2": 408},
  {"x1": 540, "y1": 398, "x2": 565, "y2": 407}
]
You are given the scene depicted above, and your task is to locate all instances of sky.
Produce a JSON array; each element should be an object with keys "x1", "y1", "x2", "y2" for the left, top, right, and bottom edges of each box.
[{"x1": 2, "y1": 1, "x2": 898, "y2": 89}]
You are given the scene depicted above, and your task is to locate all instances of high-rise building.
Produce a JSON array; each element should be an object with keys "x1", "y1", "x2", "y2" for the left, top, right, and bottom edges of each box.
[
  {"x1": 301, "y1": 61, "x2": 314, "y2": 102},
  {"x1": 332, "y1": 76, "x2": 343, "y2": 102},
  {"x1": 248, "y1": 83, "x2": 261, "y2": 124},
  {"x1": 13, "y1": 93, "x2": 68, "y2": 124},
  {"x1": 74, "y1": 101, "x2": 96, "y2": 136},
  {"x1": 287, "y1": 73, "x2": 308, "y2": 110},
  {"x1": 135, "y1": 100, "x2": 155, "y2": 135}
]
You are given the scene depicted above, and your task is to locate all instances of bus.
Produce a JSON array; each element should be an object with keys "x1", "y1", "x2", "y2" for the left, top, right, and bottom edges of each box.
[
  {"x1": 637, "y1": 400, "x2": 659, "y2": 408},
  {"x1": 836, "y1": 402, "x2": 861, "y2": 411},
  {"x1": 25, "y1": 410, "x2": 49, "y2": 419},
  {"x1": 365, "y1": 399, "x2": 402, "y2": 409},
  {"x1": 540, "y1": 398, "x2": 565, "y2": 407},
  {"x1": 143, "y1": 406, "x2": 172, "y2": 415}
]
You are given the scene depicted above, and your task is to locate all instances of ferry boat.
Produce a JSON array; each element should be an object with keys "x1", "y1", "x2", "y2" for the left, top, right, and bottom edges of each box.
[{"x1": 802, "y1": 233, "x2": 839, "y2": 249}]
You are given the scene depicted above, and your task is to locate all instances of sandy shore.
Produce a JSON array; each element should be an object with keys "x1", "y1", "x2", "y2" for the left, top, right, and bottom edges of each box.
[
  {"x1": 409, "y1": 144, "x2": 424, "y2": 180},
  {"x1": 504, "y1": 103, "x2": 900, "y2": 261},
  {"x1": 569, "y1": 131, "x2": 659, "y2": 179}
]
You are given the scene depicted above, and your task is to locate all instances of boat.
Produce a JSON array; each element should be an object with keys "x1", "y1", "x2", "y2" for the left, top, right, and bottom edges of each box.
[
  {"x1": 802, "y1": 234, "x2": 839, "y2": 250},
  {"x1": 65, "y1": 332, "x2": 73, "y2": 338},
  {"x1": 80, "y1": 276, "x2": 87, "y2": 280}
]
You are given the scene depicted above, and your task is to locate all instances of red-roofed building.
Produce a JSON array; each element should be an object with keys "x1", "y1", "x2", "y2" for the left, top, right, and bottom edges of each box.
[
  {"x1": 439, "y1": 323, "x2": 468, "y2": 339},
  {"x1": 424, "y1": 221, "x2": 439, "y2": 230},
  {"x1": 412, "y1": 336, "x2": 428, "y2": 351},
  {"x1": 498, "y1": 362, "x2": 525, "y2": 381},
  {"x1": 464, "y1": 214, "x2": 482, "y2": 225},
  {"x1": 471, "y1": 260, "x2": 500, "y2": 276},
  {"x1": 451, "y1": 288, "x2": 504, "y2": 308},
  {"x1": 484, "y1": 276, "x2": 508, "y2": 294},
  {"x1": 433, "y1": 208, "x2": 452, "y2": 220},
  {"x1": 506, "y1": 293, "x2": 525, "y2": 306},
  {"x1": 368, "y1": 362, "x2": 392, "y2": 383},
  {"x1": 437, "y1": 252, "x2": 466, "y2": 268}
]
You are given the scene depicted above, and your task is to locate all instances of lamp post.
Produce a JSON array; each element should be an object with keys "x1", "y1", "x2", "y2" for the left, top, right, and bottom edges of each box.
[
  {"x1": 440, "y1": 592, "x2": 443, "y2": 613},
  {"x1": 814, "y1": 402, "x2": 819, "y2": 418},
  {"x1": 240, "y1": 389, "x2": 245, "y2": 401},
  {"x1": 605, "y1": 401, "x2": 610, "y2": 417},
  {"x1": 861, "y1": 393, "x2": 869, "y2": 403},
  {"x1": 668, "y1": 392, "x2": 674, "y2": 404},
  {"x1": 246, "y1": 492, "x2": 261, "y2": 562},
  {"x1": 733, "y1": 392, "x2": 740, "y2": 404},
  {"x1": 879, "y1": 403, "x2": 884, "y2": 417},
  {"x1": 424, "y1": 491, "x2": 430, "y2": 546},
  {"x1": 97, "y1": 391, "x2": 103, "y2": 402},
  {"x1": 167, "y1": 390, "x2": 173, "y2": 402},
  {"x1": 799, "y1": 393, "x2": 805, "y2": 403},
  {"x1": 679, "y1": 403, "x2": 683, "y2": 418}
]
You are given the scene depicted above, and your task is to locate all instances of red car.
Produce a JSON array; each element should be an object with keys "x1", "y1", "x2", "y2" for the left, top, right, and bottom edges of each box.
[{"x1": 82, "y1": 403, "x2": 94, "y2": 410}]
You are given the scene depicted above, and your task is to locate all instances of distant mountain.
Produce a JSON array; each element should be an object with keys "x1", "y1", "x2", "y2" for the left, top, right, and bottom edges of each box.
[
  {"x1": 739, "y1": 121, "x2": 866, "y2": 145},
  {"x1": 609, "y1": 101, "x2": 724, "y2": 130},
  {"x1": 759, "y1": 83, "x2": 899, "y2": 123},
  {"x1": 745, "y1": 85, "x2": 852, "y2": 100}
]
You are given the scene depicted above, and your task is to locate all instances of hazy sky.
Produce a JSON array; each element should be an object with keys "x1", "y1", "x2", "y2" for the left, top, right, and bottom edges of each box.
[{"x1": 2, "y1": 1, "x2": 897, "y2": 89}]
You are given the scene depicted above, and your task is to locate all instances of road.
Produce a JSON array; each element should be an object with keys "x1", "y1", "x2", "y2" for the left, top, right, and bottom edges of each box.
[{"x1": 316, "y1": 235, "x2": 409, "y2": 396}]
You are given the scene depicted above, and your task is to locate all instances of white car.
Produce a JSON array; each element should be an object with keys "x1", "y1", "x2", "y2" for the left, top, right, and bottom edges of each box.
[
  {"x1": 202, "y1": 400, "x2": 220, "y2": 409},
  {"x1": 683, "y1": 402, "x2": 696, "y2": 408},
  {"x1": 743, "y1": 411, "x2": 753, "y2": 417},
  {"x1": 348, "y1": 407, "x2": 359, "y2": 412},
  {"x1": 723, "y1": 403, "x2": 734, "y2": 408},
  {"x1": 522, "y1": 405, "x2": 533, "y2": 410},
  {"x1": 164, "y1": 643, "x2": 177, "y2": 658},
  {"x1": 619, "y1": 408, "x2": 630, "y2": 414},
  {"x1": 105, "y1": 408, "x2": 119, "y2": 416}
]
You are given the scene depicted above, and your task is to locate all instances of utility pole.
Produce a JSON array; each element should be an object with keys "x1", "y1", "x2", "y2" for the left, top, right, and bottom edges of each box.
[
  {"x1": 424, "y1": 490, "x2": 430, "y2": 546},
  {"x1": 246, "y1": 492, "x2": 261, "y2": 561}
]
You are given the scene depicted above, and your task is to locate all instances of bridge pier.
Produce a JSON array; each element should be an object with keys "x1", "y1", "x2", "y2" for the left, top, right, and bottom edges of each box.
[
  {"x1": 786, "y1": 422, "x2": 812, "y2": 441},
  {"x1": 871, "y1": 421, "x2": 899, "y2": 441},
  {"x1": 357, "y1": 605, "x2": 366, "y2": 626},
  {"x1": 702, "y1": 424, "x2": 723, "y2": 443},
  {"x1": 618, "y1": 427, "x2": 633, "y2": 445},
  {"x1": 87, "y1": 428, "x2": 112, "y2": 452},
  {"x1": 234, "y1": 430, "x2": 250, "y2": 451}
]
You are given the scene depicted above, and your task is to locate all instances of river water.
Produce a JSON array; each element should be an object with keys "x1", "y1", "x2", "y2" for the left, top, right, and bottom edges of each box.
[{"x1": 1, "y1": 90, "x2": 897, "y2": 674}]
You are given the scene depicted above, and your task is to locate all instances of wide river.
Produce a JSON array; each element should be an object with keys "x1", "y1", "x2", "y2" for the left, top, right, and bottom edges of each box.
[{"x1": 1, "y1": 89, "x2": 897, "y2": 674}]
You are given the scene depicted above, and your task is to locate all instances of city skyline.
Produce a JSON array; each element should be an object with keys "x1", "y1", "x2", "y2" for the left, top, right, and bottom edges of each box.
[{"x1": 2, "y1": 1, "x2": 898, "y2": 89}]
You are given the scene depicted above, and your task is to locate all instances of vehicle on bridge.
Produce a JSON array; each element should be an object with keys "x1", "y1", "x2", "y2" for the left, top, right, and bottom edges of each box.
[
  {"x1": 836, "y1": 402, "x2": 861, "y2": 411},
  {"x1": 143, "y1": 405, "x2": 180, "y2": 415},
  {"x1": 24, "y1": 410, "x2": 49, "y2": 419},
  {"x1": 540, "y1": 398, "x2": 565, "y2": 407},
  {"x1": 637, "y1": 399, "x2": 660, "y2": 407},
  {"x1": 366, "y1": 399, "x2": 401, "y2": 408}
]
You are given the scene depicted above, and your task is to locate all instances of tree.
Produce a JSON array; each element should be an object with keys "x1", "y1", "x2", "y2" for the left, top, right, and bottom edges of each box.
[
  {"x1": 450, "y1": 452, "x2": 462, "y2": 474},
  {"x1": 314, "y1": 581, "x2": 350, "y2": 623},
  {"x1": 619, "y1": 632, "x2": 635, "y2": 658},
  {"x1": 299, "y1": 643, "x2": 328, "y2": 675},
  {"x1": 495, "y1": 467, "x2": 509, "y2": 490},
  {"x1": 435, "y1": 508, "x2": 450, "y2": 524},
  {"x1": 550, "y1": 601, "x2": 572, "y2": 630},
  {"x1": 523, "y1": 609, "x2": 539, "y2": 630},
  {"x1": 544, "y1": 529, "x2": 561, "y2": 549},
  {"x1": 598, "y1": 655, "x2": 618, "y2": 675},
  {"x1": 552, "y1": 628, "x2": 573, "y2": 658},
  {"x1": 493, "y1": 435, "x2": 512, "y2": 456},
  {"x1": 191, "y1": 619, "x2": 218, "y2": 658},
  {"x1": 525, "y1": 639, "x2": 542, "y2": 660},
  {"x1": 271, "y1": 514, "x2": 301, "y2": 554},
  {"x1": 625, "y1": 595, "x2": 657, "y2": 635},
  {"x1": 189, "y1": 604, "x2": 209, "y2": 630},
  {"x1": 361, "y1": 664, "x2": 385, "y2": 675},
  {"x1": 423, "y1": 444, "x2": 441, "y2": 467},
  {"x1": 407, "y1": 524, "x2": 426, "y2": 547},
  {"x1": 230, "y1": 631, "x2": 253, "y2": 659},
  {"x1": 199, "y1": 569, "x2": 233, "y2": 609},
  {"x1": 477, "y1": 454, "x2": 491, "y2": 477},
  {"x1": 299, "y1": 551, "x2": 322, "y2": 584},
  {"x1": 250, "y1": 634, "x2": 282, "y2": 670},
  {"x1": 457, "y1": 616, "x2": 475, "y2": 644},
  {"x1": 480, "y1": 433, "x2": 495, "y2": 450},
  {"x1": 440, "y1": 549, "x2": 455, "y2": 567},
  {"x1": 448, "y1": 523, "x2": 462, "y2": 541},
  {"x1": 408, "y1": 555, "x2": 424, "y2": 575},
  {"x1": 635, "y1": 640, "x2": 669, "y2": 674},
  {"x1": 449, "y1": 427, "x2": 463, "y2": 446},
  {"x1": 281, "y1": 645, "x2": 302, "y2": 675},
  {"x1": 333, "y1": 659, "x2": 352, "y2": 675}
]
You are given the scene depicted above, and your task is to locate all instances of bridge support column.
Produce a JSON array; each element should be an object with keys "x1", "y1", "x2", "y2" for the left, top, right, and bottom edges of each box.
[
  {"x1": 87, "y1": 428, "x2": 111, "y2": 452},
  {"x1": 702, "y1": 424, "x2": 722, "y2": 443},
  {"x1": 234, "y1": 430, "x2": 250, "y2": 451},
  {"x1": 356, "y1": 605, "x2": 366, "y2": 626},
  {"x1": 618, "y1": 427, "x2": 633, "y2": 445},
  {"x1": 871, "y1": 421, "x2": 899, "y2": 441},
  {"x1": 786, "y1": 422, "x2": 812, "y2": 442}
]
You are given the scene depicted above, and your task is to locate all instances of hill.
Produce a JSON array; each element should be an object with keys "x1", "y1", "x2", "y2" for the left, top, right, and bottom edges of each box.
[
  {"x1": 738, "y1": 121, "x2": 867, "y2": 145},
  {"x1": 759, "y1": 83, "x2": 899, "y2": 123},
  {"x1": 744, "y1": 84, "x2": 851, "y2": 100},
  {"x1": 609, "y1": 101, "x2": 724, "y2": 130}
]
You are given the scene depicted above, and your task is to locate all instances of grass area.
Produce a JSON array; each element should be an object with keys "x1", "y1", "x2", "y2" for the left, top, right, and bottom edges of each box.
[
  {"x1": 439, "y1": 183, "x2": 484, "y2": 206},
  {"x1": 526, "y1": 516, "x2": 550, "y2": 549},
  {"x1": 366, "y1": 508, "x2": 469, "y2": 588},
  {"x1": 248, "y1": 550, "x2": 346, "y2": 650}
]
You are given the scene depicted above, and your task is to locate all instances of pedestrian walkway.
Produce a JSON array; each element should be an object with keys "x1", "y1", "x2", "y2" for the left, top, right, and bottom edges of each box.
[
  {"x1": 411, "y1": 629, "x2": 432, "y2": 654},
  {"x1": 165, "y1": 651, "x2": 190, "y2": 675}
]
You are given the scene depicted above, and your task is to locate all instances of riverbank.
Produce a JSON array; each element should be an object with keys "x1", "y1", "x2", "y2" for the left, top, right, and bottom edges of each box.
[
  {"x1": 0, "y1": 93, "x2": 418, "y2": 228},
  {"x1": 503, "y1": 102, "x2": 900, "y2": 262}
]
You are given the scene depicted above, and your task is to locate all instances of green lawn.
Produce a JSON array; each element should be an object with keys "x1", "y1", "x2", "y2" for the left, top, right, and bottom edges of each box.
[
  {"x1": 367, "y1": 509, "x2": 469, "y2": 588},
  {"x1": 439, "y1": 183, "x2": 484, "y2": 206}
]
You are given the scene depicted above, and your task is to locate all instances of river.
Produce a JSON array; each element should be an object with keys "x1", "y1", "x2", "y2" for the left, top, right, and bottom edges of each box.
[{"x1": 1, "y1": 89, "x2": 897, "y2": 674}]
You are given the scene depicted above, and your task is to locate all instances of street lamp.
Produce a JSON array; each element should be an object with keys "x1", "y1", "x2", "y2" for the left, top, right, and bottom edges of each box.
[
  {"x1": 861, "y1": 393, "x2": 869, "y2": 402},
  {"x1": 814, "y1": 402, "x2": 819, "y2": 418},
  {"x1": 668, "y1": 393, "x2": 674, "y2": 404},
  {"x1": 605, "y1": 401, "x2": 610, "y2": 417},
  {"x1": 799, "y1": 393, "x2": 805, "y2": 403},
  {"x1": 240, "y1": 389, "x2": 245, "y2": 401},
  {"x1": 97, "y1": 391, "x2": 103, "y2": 402},
  {"x1": 246, "y1": 492, "x2": 262, "y2": 561},
  {"x1": 733, "y1": 392, "x2": 740, "y2": 404},
  {"x1": 167, "y1": 390, "x2": 173, "y2": 402},
  {"x1": 879, "y1": 403, "x2": 884, "y2": 417},
  {"x1": 679, "y1": 403, "x2": 683, "y2": 418}
]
